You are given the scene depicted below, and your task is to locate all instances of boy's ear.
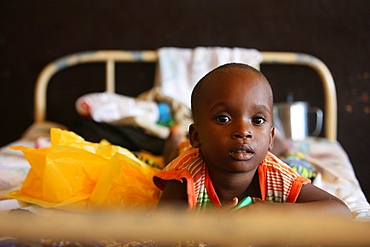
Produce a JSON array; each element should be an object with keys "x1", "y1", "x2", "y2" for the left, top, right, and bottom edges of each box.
[
  {"x1": 268, "y1": 126, "x2": 275, "y2": 151},
  {"x1": 189, "y1": 124, "x2": 201, "y2": 148}
]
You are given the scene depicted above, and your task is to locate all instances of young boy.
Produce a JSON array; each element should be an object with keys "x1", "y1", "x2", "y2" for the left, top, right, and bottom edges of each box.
[{"x1": 153, "y1": 63, "x2": 351, "y2": 218}]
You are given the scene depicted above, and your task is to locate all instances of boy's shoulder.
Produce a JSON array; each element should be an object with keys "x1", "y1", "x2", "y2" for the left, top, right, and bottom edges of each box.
[{"x1": 164, "y1": 146, "x2": 203, "y2": 171}]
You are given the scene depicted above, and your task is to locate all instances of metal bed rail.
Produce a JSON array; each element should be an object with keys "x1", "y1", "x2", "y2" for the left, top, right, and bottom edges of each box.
[{"x1": 34, "y1": 50, "x2": 337, "y2": 140}]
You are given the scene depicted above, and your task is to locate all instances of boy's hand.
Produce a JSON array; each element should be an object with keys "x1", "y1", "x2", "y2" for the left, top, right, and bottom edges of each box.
[
  {"x1": 227, "y1": 197, "x2": 239, "y2": 208},
  {"x1": 211, "y1": 197, "x2": 239, "y2": 215},
  {"x1": 231, "y1": 197, "x2": 277, "y2": 214}
]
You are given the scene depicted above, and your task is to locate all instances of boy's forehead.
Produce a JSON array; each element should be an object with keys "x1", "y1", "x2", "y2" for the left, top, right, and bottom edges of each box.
[
  {"x1": 192, "y1": 65, "x2": 273, "y2": 120},
  {"x1": 200, "y1": 68, "x2": 273, "y2": 105},
  {"x1": 204, "y1": 68, "x2": 269, "y2": 91}
]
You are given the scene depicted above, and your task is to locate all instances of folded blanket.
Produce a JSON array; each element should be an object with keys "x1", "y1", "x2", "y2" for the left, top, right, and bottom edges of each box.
[{"x1": 154, "y1": 47, "x2": 263, "y2": 108}]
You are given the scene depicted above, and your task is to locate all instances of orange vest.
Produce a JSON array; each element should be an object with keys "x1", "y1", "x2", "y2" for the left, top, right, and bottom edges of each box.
[{"x1": 154, "y1": 147, "x2": 310, "y2": 211}]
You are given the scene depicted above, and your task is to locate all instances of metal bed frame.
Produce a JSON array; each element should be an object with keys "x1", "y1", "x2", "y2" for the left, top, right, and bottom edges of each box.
[{"x1": 34, "y1": 50, "x2": 337, "y2": 140}]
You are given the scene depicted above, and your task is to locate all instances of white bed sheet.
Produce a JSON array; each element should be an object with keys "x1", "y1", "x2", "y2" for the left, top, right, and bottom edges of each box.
[{"x1": 291, "y1": 138, "x2": 370, "y2": 220}]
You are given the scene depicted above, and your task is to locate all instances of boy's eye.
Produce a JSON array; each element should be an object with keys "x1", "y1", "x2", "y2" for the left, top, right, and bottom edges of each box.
[
  {"x1": 216, "y1": 115, "x2": 231, "y2": 123},
  {"x1": 253, "y1": 116, "x2": 266, "y2": 125}
]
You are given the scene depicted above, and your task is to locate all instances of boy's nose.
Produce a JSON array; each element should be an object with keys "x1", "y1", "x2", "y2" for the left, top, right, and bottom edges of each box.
[
  {"x1": 232, "y1": 131, "x2": 252, "y2": 139},
  {"x1": 232, "y1": 119, "x2": 253, "y2": 139},
  {"x1": 232, "y1": 123, "x2": 252, "y2": 139}
]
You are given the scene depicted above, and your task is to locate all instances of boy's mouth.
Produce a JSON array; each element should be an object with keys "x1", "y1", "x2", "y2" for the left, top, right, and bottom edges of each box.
[{"x1": 229, "y1": 145, "x2": 254, "y2": 161}]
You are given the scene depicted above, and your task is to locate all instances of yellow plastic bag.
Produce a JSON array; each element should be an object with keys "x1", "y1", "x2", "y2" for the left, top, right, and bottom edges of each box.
[
  {"x1": 90, "y1": 152, "x2": 161, "y2": 209},
  {"x1": 8, "y1": 128, "x2": 161, "y2": 210}
]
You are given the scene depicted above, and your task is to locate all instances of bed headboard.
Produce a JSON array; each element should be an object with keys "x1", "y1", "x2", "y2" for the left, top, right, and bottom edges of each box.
[{"x1": 34, "y1": 50, "x2": 337, "y2": 140}]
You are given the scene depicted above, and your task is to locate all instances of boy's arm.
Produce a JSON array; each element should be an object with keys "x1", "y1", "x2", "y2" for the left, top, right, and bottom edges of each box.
[
  {"x1": 248, "y1": 184, "x2": 352, "y2": 219},
  {"x1": 156, "y1": 180, "x2": 188, "y2": 211},
  {"x1": 295, "y1": 183, "x2": 352, "y2": 217}
]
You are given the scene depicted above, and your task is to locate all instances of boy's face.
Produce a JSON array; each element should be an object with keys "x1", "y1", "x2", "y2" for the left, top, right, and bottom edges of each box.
[{"x1": 189, "y1": 68, "x2": 275, "y2": 174}]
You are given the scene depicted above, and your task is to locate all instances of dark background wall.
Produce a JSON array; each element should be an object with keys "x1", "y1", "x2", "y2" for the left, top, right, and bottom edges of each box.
[{"x1": 1, "y1": 0, "x2": 369, "y2": 200}]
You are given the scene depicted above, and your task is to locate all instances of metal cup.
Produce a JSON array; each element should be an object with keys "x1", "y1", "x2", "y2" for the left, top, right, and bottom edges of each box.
[{"x1": 273, "y1": 101, "x2": 323, "y2": 141}]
